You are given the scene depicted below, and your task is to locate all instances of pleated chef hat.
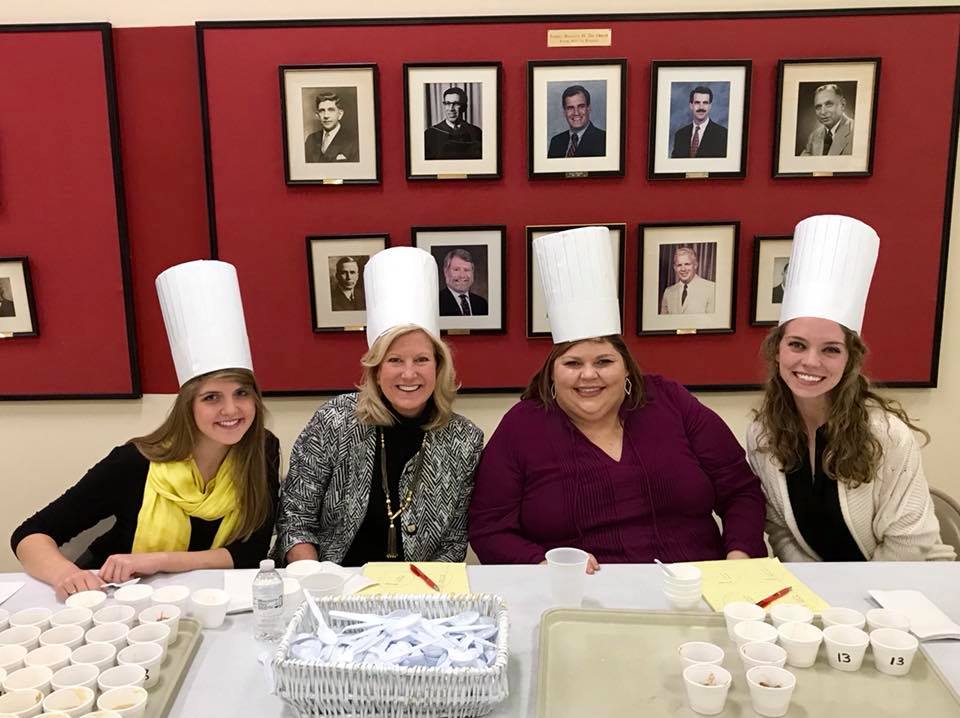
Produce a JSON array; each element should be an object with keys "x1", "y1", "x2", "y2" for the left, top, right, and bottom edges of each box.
[
  {"x1": 364, "y1": 246, "x2": 440, "y2": 347},
  {"x1": 156, "y1": 260, "x2": 253, "y2": 386},
  {"x1": 779, "y1": 215, "x2": 879, "y2": 333},
  {"x1": 533, "y1": 226, "x2": 621, "y2": 343}
]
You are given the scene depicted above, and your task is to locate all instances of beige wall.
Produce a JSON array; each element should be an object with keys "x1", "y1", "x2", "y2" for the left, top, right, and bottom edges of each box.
[{"x1": 2, "y1": 0, "x2": 958, "y2": 571}]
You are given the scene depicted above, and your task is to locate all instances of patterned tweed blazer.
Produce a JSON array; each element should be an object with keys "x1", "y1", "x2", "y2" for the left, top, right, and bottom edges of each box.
[{"x1": 273, "y1": 393, "x2": 484, "y2": 563}]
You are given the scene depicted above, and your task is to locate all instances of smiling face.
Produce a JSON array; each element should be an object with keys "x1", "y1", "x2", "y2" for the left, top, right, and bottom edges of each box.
[
  {"x1": 442, "y1": 90, "x2": 464, "y2": 124},
  {"x1": 673, "y1": 250, "x2": 698, "y2": 284},
  {"x1": 377, "y1": 329, "x2": 437, "y2": 418},
  {"x1": 777, "y1": 317, "x2": 849, "y2": 406},
  {"x1": 813, "y1": 88, "x2": 845, "y2": 128},
  {"x1": 563, "y1": 91, "x2": 591, "y2": 131},
  {"x1": 192, "y1": 377, "x2": 256, "y2": 448},
  {"x1": 444, "y1": 255, "x2": 474, "y2": 293},
  {"x1": 690, "y1": 92, "x2": 712, "y2": 123},
  {"x1": 552, "y1": 339, "x2": 628, "y2": 427}
]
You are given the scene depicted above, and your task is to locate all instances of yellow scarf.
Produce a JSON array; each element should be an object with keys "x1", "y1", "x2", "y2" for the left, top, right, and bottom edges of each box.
[{"x1": 132, "y1": 453, "x2": 241, "y2": 554}]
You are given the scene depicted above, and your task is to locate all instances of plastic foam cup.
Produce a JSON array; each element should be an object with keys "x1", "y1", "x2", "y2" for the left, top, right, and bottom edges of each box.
[
  {"x1": 149, "y1": 585, "x2": 190, "y2": 611},
  {"x1": 42, "y1": 686, "x2": 96, "y2": 717},
  {"x1": 866, "y1": 608, "x2": 911, "y2": 633},
  {"x1": 2, "y1": 664, "x2": 53, "y2": 696},
  {"x1": 79, "y1": 712, "x2": 123, "y2": 718},
  {"x1": 69, "y1": 643, "x2": 116, "y2": 672},
  {"x1": 776, "y1": 621, "x2": 822, "y2": 668},
  {"x1": 124, "y1": 623, "x2": 170, "y2": 659},
  {"x1": 9, "y1": 609, "x2": 52, "y2": 632},
  {"x1": 96, "y1": 686, "x2": 148, "y2": 718},
  {"x1": 544, "y1": 548, "x2": 589, "y2": 607},
  {"x1": 113, "y1": 586, "x2": 153, "y2": 615},
  {"x1": 746, "y1": 665, "x2": 797, "y2": 717},
  {"x1": 50, "y1": 663, "x2": 100, "y2": 693},
  {"x1": 189, "y1": 589, "x2": 230, "y2": 629},
  {"x1": 682, "y1": 663, "x2": 732, "y2": 715},
  {"x1": 137, "y1": 604, "x2": 181, "y2": 643},
  {"x1": 678, "y1": 641, "x2": 724, "y2": 670},
  {"x1": 83, "y1": 624, "x2": 128, "y2": 652},
  {"x1": 665, "y1": 590, "x2": 703, "y2": 610},
  {"x1": 50, "y1": 609, "x2": 93, "y2": 632},
  {"x1": 64, "y1": 592, "x2": 107, "y2": 612},
  {"x1": 663, "y1": 564, "x2": 702, "y2": 588},
  {"x1": 870, "y1": 627, "x2": 919, "y2": 676},
  {"x1": 92, "y1": 606, "x2": 136, "y2": 629},
  {"x1": 299, "y1": 573, "x2": 345, "y2": 599},
  {"x1": 0, "y1": 627, "x2": 41, "y2": 652},
  {"x1": 821, "y1": 606, "x2": 865, "y2": 630},
  {"x1": 0, "y1": 644, "x2": 28, "y2": 672},
  {"x1": 0, "y1": 608, "x2": 7, "y2": 632},
  {"x1": 96, "y1": 664, "x2": 145, "y2": 693},
  {"x1": 733, "y1": 620, "x2": 779, "y2": 646},
  {"x1": 769, "y1": 603, "x2": 814, "y2": 628},
  {"x1": 23, "y1": 644, "x2": 71, "y2": 672},
  {"x1": 722, "y1": 601, "x2": 765, "y2": 640},
  {"x1": 285, "y1": 560, "x2": 323, "y2": 579},
  {"x1": 117, "y1": 643, "x2": 163, "y2": 689},
  {"x1": 0, "y1": 688, "x2": 44, "y2": 717},
  {"x1": 823, "y1": 624, "x2": 869, "y2": 671},
  {"x1": 39, "y1": 625, "x2": 85, "y2": 651},
  {"x1": 282, "y1": 578, "x2": 302, "y2": 622},
  {"x1": 739, "y1": 641, "x2": 788, "y2": 671}
]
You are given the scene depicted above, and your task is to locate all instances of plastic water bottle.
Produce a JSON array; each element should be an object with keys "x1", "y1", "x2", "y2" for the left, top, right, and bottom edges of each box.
[{"x1": 253, "y1": 558, "x2": 284, "y2": 641}]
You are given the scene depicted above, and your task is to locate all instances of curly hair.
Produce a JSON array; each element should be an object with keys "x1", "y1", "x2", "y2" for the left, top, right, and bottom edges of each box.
[{"x1": 753, "y1": 322, "x2": 928, "y2": 488}]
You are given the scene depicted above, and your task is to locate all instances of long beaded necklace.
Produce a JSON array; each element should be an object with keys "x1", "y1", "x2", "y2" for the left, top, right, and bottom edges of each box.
[{"x1": 379, "y1": 427, "x2": 427, "y2": 559}]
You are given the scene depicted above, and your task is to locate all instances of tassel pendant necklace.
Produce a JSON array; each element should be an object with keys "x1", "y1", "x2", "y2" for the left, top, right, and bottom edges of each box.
[{"x1": 380, "y1": 427, "x2": 426, "y2": 559}]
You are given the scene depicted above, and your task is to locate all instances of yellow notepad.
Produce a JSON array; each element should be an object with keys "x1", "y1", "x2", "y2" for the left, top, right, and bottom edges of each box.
[
  {"x1": 358, "y1": 562, "x2": 470, "y2": 595},
  {"x1": 689, "y1": 557, "x2": 831, "y2": 613}
]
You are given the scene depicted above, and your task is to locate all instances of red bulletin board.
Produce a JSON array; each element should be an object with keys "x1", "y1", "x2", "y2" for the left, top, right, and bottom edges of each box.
[
  {"x1": 0, "y1": 24, "x2": 139, "y2": 399},
  {"x1": 197, "y1": 11, "x2": 959, "y2": 392}
]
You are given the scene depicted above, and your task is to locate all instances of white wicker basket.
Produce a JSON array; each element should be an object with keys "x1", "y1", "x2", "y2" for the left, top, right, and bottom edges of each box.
[{"x1": 272, "y1": 593, "x2": 509, "y2": 718}]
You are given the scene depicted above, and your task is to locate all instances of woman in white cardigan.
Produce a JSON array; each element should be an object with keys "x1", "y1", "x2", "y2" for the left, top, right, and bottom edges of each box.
[{"x1": 747, "y1": 215, "x2": 954, "y2": 562}]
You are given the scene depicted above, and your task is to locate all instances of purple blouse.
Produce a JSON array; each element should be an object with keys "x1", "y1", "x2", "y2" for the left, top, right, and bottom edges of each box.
[{"x1": 468, "y1": 375, "x2": 766, "y2": 564}]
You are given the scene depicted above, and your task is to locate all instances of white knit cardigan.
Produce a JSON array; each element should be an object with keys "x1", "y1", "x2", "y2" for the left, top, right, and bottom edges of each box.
[{"x1": 746, "y1": 409, "x2": 955, "y2": 562}]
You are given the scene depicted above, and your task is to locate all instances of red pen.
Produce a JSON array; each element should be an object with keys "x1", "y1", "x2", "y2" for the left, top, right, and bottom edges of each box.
[
  {"x1": 409, "y1": 563, "x2": 441, "y2": 592},
  {"x1": 756, "y1": 586, "x2": 792, "y2": 608}
]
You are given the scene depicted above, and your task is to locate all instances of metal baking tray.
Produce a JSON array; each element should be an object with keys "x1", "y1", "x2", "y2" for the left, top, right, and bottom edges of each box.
[
  {"x1": 536, "y1": 608, "x2": 960, "y2": 717},
  {"x1": 145, "y1": 617, "x2": 203, "y2": 718}
]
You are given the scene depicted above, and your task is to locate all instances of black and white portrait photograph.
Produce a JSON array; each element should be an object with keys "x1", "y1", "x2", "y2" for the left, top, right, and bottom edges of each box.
[
  {"x1": 638, "y1": 223, "x2": 738, "y2": 335},
  {"x1": 751, "y1": 236, "x2": 793, "y2": 325},
  {"x1": 281, "y1": 64, "x2": 380, "y2": 184},
  {"x1": 413, "y1": 226, "x2": 505, "y2": 334},
  {"x1": 307, "y1": 234, "x2": 389, "y2": 332},
  {"x1": 0, "y1": 257, "x2": 38, "y2": 337},
  {"x1": 527, "y1": 224, "x2": 625, "y2": 338},
  {"x1": 649, "y1": 61, "x2": 751, "y2": 179},
  {"x1": 404, "y1": 63, "x2": 501, "y2": 180},
  {"x1": 528, "y1": 60, "x2": 626, "y2": 179},
  {"x1": 774, "y1": 58, "x2": 879, "y2": 177}
]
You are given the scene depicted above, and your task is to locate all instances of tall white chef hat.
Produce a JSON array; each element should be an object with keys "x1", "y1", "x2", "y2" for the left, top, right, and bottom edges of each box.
[
  {"x1": 779, "y1": 215, "x2": 879, "y2": 333},
  {"x1": 364, "y1": 246, "x2": 440, "y2": 348},
  {"x1": 156, "y1": 260, "x2": 253, "y2": 386},
  {"x1": 533, "y1": 226, "x2": 621, "y2": 343}
]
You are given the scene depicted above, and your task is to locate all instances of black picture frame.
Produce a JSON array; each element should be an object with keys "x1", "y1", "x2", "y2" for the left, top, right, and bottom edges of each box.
[
  {"x1": 306, "y1": 234, "x2": 390, "y2": 332},
  {"x1": 403, "y1": 62, "x2": 502, "y2": 181},
  {"x1": 750, "y1": 235, "x2": 794, "y2": 327},
  {"x1": 0, "y1": 256, "x2": 39, "y2": 338},
  {"x1": 527, "y1": 59, "x2": 627, "y2": 179}
]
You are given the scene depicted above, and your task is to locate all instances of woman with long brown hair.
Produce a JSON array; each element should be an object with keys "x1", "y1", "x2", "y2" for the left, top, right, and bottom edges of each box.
[{"x1": 747, "y1": 215, "x2": 953, "y2": 561}]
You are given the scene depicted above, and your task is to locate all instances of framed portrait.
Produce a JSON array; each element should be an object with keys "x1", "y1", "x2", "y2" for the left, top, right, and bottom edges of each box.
[
  {"x1": 527, "y1": 59, "x2": 627, "y2": 179},
  {"x1": 751, "y1": 236, "x2": 793, "y2": 326},
  {"x1": 413, "y1": 226, "x2": 505, "y2": 334},
  {"x1": 638, "y1": 222, "x2": 738, "y2": 336},
  {"x1": 774, "y1": 58, "x2": 880, "y2": 177},
  {"x1": 403, "y1": 63, "x2": 501, "y2": 180},
  {"x1": 526, "y1": 223, "x2": 626, "y2": 338},
  {"x1": 280, "y1": 64, "x2": 380, "y2": 185},
  {"x1": 306, "y1": 234, "x2": 389, "y2": 332},
  {"x1": 0, "y1": 257, "x2": 38, "y2": 338},
  {"x1": 648, "y1": 60, "x2": 752, "y2": 179}
]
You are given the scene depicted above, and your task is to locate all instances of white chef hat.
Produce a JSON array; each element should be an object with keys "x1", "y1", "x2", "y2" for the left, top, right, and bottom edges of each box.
[
  {"x1": 364, "y1": 246, "x2": 440, "y2": 348},
  {"x1": 533, "y1": 226, "x2": 621, "y2": 343},
  {"x1": 156, "y1": 260, "x2": 253, "y2": 386},
  {"x1": 779, "y1": 215, "x2": 879, "y2": 333}
]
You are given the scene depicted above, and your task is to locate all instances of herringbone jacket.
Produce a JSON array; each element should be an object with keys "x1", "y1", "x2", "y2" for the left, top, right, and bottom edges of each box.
[{"x1": 273, "y1": 393, "x2": 483, "y2": 563}]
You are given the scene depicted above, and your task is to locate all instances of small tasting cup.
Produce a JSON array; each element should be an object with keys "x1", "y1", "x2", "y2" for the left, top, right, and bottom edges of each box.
[
  {"x1": 23, "y1": 644, "x2": 71, "y2": 673},
  {"x1": 745, "y1": 665, "x2": 797, "y2": 718},
  {"x1": 39, "y1": 625, "x2": 85, "y2": 651},
  {"x1": 2, "y1": 664, "x2": 53, "y2": 696},
  {"x1": 0, "y1": 626, "x2": 41, "y2": 652},
  {"x1": 0, "y1": 688, "x2": 44, "y2": 717},
  {"x1": 79, "y1": 712, "x2": 124, "y2": 718},
  {"x1": 282, "y1": 578, "x2": 302, "y2": 621},
  {"x1": 822, "y1": 624, "x2": 869, "y2": 671},
  {"x1": 149, "y1": 585, "x2": 190, "y2": 610},
  {"x1": 50, "y1": 608, "x2": 94, "y2": 632},
  {"x1": 125, "y1": 623, "x2": 170, "y2": 659},
  {"x1": 92, "y1": 606, "x2": 136, "y2": 629},
  {"x1": 0, "y1": 608, "x2": 8, "y2": 632},
  {"x1": 665, "y1": 591, "x2": 703, "y2": 611},
  {"x1": 138, "y1": 604, "x2": 181, "y2": 643},
  {"x1": 769, "y1": 603, "x2": 814, "y2": 628},
  {"x1": 722, "y1": 601, "x2": 765, "y2": 640},
  {"x1": 70, "y1": 643, "x2": 117, "y2": 672},
  {"x1": 50, "y1": 663, "x2": 100, "y2": 693},
  {"x1": 0, "y1": 643, "x2": 28, "y2": 672},
  {"x1": 189, "y1": 589, "x2": 230, "y2": 629},
  {"x1": 284, "y1": 559, "x2": 323, "y2": 579},
  {"x1": 96, "y1": 664, "x2": 146, "y2": 693},
  {"x1": 678, "y1": 642, "x2": 724, "y2": 671},
  {"x1": 42, "y1": 686, "x2": 96, "y2": 717},
  {"x1": 733, "y1": 620, "x2": 779, "y2": 646},
  {"x1": 113, "y1": 586, "x2": 153, "y2": 615},
  {"x1": 870, "y1": 627, "x2": 920, "y2": 676},
  {"x1": 866, "y1": 608, "x2": 911, "y2": 633},
  {"x1": 662, "y1": 564, "x2": 702, "y2": 587},
  {"x1": 299, "y1": 573, "x2": 345, "y2": 599},
  {"x1": 776, "y1": 621, "x2": 823, "y2": 668},
  {"x1": 681, "y1": 663, "x2": 732, "y2": 716},
  {"x1": 544, "y1": 548, "x2": 590, "y2": 608},
  {"x1": 96, "y1": 686, "x2": 148, "y2": 718},
  {"x1": 820, "y1": 606, "x2": 866, "y2": 630},
  {"x1": 117, "y1": 643, "x2": 163, "y2": 690},
  {"x1": 84, "y1": 624, "x2": 128, "y2": 652},
  {"x1": 9, "y1": 609, "x2": 52, "y2": 633},
  {"x1": 64, "y1": 592, "x2": 107, "y2": 612},
  {"x1": 739, "y1": 641, "x2": 788, "y2": 671}
]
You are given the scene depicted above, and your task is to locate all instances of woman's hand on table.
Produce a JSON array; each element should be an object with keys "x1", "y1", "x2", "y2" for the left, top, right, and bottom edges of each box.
[
  {"x1": 99, "y1": 552, "x2": 168, "y2": 583},
  {"x1": 54, "y1": 568, "x2": 105, "y2": 601},
  {"x1": 726, "y1": 550, "x2": 751, "y2": 560}
]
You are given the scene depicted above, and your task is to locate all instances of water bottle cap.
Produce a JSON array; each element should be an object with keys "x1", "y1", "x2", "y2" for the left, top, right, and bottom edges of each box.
[{"x1": 260, "y1": 559, "x2": 275, "y2": 570}]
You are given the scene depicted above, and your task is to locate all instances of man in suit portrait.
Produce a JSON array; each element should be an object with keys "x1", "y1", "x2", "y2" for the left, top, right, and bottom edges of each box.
[
  {"x1": 330, "y1": 256, "x2": 364, "y2": 311},
  {"x1": 801, "y1": 84, "x2": 854, "y2": 156},
  {"x1": 438, "y1": 248, "x2": 488, "y2": 316},
  {"x1": 772, "y1": 260, "x2": 788, "y2": 304},
  {"x1": 671, "y1": 85, "x2": 728, "y2": 159},
  {"x1": 660, "y1": 246, "x2": 716, "y2": 315},
  {"x1": 0, "y1": 280, "x2": 15, "y2": 317},
  {"x1": 424, "y1": 86, "x2": 482, "y2": 160},
  {"x1": 547, "y1": 85, "x2": 606, "y2": 159},
  {"x1": 305, "y1": 92, "x2": 359, "y2": 163}
]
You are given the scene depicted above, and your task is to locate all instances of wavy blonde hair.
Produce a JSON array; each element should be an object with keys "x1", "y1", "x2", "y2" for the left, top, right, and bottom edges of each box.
[
  {"x1": 355, "y1": 325, "x2": 458, "y2": 430},
  {"x1": 753, "y1": 323, "x2": 928, "y2": 488},
  {"x1": 130, "y1": 368, "x2": 271, "y2": 542}
]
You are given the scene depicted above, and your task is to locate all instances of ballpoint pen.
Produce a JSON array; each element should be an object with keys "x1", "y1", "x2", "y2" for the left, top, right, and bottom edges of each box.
[
  {"x1": 756, "y1": 586, "x2": 792, "y2": 608},
  {"x1": 409, "y1": 563, "x2": 441, "y2": 592}
]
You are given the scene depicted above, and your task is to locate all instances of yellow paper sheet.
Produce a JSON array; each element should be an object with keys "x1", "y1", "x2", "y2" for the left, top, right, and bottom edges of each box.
[
  {"x1": 358, "y1": 562, "x2": 470, "y2": 595},
  {"x1": 689, "y1": 557, "x2": 831, "y2": 613}
]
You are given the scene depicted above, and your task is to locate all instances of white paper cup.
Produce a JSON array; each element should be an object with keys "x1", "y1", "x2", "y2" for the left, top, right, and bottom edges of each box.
[
  {"x1": 0, "y1": 688, "x2": 44, "y2": 717},
  {"x1": 125, "y1": 623, "x2": 170, "y2": 658},
  {"x1": 823, "y1": 624, "x2": 869, "y2": 671},
  {"x1": 678, "y1": 642, "x2": 724, "y2": 671},
  {"x1": 777, "y1": 621, "x2": 823, "y2": 668},
  {"x1": 299, "y1": 573, "x2": 345, "y2": 599},
  {"x1": 96, "y1": 686, "x2": 148, "y2": 718},
  {"x1": 682, "y1": 663, "x2": 732, "y2": 715},
  {"x1": 116, "y1": 643, "x2": 162, "y2": 690},
  {"x1": 149, "y1": 585, "x2": 190, "y2": 610},
  {"x1": 9, "y1": 610, "x2": 51, "y2": 633},
  {"x1": 769, "y1": 603, "x2": 814, "y2": 628},
  {"x1": 866, "y1": 608, "x2": 911, "y2": 633},
  {"x1": 665, "y1": 591, "x2": 703, "y2": 610},
  {"x1": 96, "y1": 665, "x2": 145, "y2": 693},
  {"x1": 2, "y1": 665, "x2": 53, "y2": 696},
  {"x1": 189, "y1": 589, "x2": 230, "y2": 629},
  {"x1": 0, "y1": 644, "x2": 28, "y2": 672},
  {"x1": 284, "y1": 560, "x2": 323, "y2": 579},
  {"x1": 544, "y1": 548, "x2": 589, "y2": 607},
  {"x1": 51, "y1": 663, "x2": 100, "y2": 693},
  {"x1": 821, "y1": 606, "x2": 865, "y2": 630},
  {"x1": 739, "y1": 641, "x2": 788, "y2": 671},
  {"x1": 733, "y1": 620, "x2": 779, "y2": 646},
  {"x1": 42, "y1": 686, "x2": 96, "y2": 717},
  {"x1": 23, "y1": 644, "x2": 71, "y2": 673},
  {"x1": 92, "y1": 606, "x2": 136, "y2": 629},
  {"x1": 0, "y1": 609, "x2": 8, "y2": 633},
  {"x1": 39, "y1": 625, "x2": 85, "y2": 651},
  {"x1": 70, "y1": 643, "x2": 116, "y2": 672},
  {"x1": 113, "y1": 587, "x2": 153, "y2": 615},
  {"x1": 83, "y1": 624, "x2": 128, "y2": 652},
  {"x1": 50, "y1": 609, "x2": 93, "y2": 632},
  {"x1": 79, "y1": 712, "x2": 123, "y2": 717},
  {"x1": 870, "y1": 627, "x2": 919, "y2": 676},
  {"x1": 64, "y1": 593, "x2": 107, "y2": 612},
  {"x1": 0, "y1": 627, "x2": 41, "y2": 652},
  {"x1": 282, "y1": 579, "x2": 301, "y2": 621},
  {"x1": 663, "y1": 564, "x2": 702, "y2": 587},
  {"x1": 746, "y1": 665, "x2": 797, "y2": 717},
  {"x1": 722, "y1": 601, "x2": 765, "y2": 640},
  {"x1": 137, "y1": 605, "x2": 181, "y2": 643}
]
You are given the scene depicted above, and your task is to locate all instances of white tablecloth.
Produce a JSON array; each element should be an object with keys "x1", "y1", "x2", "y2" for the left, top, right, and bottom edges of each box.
[{"x1": 3, "y1": 562, "x2": 959, "y2": 716}]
